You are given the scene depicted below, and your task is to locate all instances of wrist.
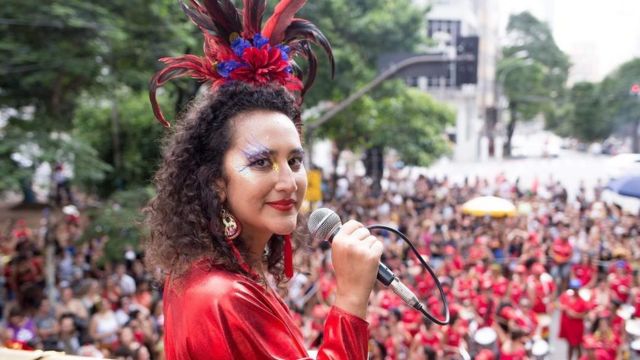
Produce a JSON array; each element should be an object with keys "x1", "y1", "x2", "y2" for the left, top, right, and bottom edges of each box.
[{"x1": 334, "y1": 293, "x2": 367, "y2": 319}]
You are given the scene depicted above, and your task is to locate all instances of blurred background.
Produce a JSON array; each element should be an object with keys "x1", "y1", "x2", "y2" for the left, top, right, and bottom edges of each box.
[{"x1": 1, "y1": 0, "x2": 640, "y2": 359}]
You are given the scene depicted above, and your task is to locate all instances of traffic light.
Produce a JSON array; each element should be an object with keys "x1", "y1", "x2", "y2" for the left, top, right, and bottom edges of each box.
[
  {"x1": 456, "y1": 36, "x2": 479, "y2": 86},
  {"x1": 631, "y1": 83, "x2": 640, "y2": 95}
]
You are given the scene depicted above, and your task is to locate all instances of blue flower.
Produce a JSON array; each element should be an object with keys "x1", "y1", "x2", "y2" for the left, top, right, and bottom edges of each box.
[
  {"x1": 253, "y1": 34, "x2": 269, "y2": 48},
  {"x1": 285, "y1": 65, "x2": 293, "y2": 74},
  {"x1": 231, "y1": 37, "x2": 251, "y2": 57},
  {"x1": 217, "y1": 60, "x2": 241, "y2": 78},
  {"x1": 276, "y1": 45, "x2": 290, "y2": 61}
]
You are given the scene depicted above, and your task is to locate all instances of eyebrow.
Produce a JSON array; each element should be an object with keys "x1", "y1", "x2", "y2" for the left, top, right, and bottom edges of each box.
[{"x1": 242, "y1": 146, "x2": 305, "y2": 162}]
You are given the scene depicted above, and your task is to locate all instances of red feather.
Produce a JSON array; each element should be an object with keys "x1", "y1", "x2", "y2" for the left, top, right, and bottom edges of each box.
[
  {"x1": 283, "y1": 234, "x2": 293, "y2": 278},
  {"x1": 149, "y1": 55, "x2": 217, "y2": 127},
  {"x1": 242, "y1": 0, "x2": 266, "y2": 38},
  {"x1": 262, "y1": 0, "x2": 306, "y2": 45}
]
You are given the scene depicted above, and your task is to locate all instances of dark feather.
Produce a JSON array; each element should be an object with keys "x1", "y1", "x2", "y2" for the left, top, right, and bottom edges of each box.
[
  {"x1": 262, "y1": 0, "x2": 306, "y2": 45},
  {"x1": 284, "y1": 18, "x2": 334, "y2": 78},
  {"x1": 180, "y1": 0, "x2": 217, "y2": 33},
  {"x1": 299, "y1": 42, "x2": 317, "y2": 95},
  {"x1": 242, "y1": 0, "x2": 266, "y2": 37},
  {"x1": 201, "y1": 0, "x2": 243, "y2": 43}
]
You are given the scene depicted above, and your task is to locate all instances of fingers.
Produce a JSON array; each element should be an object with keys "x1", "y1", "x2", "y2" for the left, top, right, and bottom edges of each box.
[
  {"x1": 335, "y1": 219, "x2": 383, "y2": 257},
  {"x1": 352, "y1": 227, "x2": 370, "y2": 240},
  {"x1": 341, "y1": 219, "x2": 364, "y2": 234},
  {"x1": 364, "y1": 235, "x2": 384, "y2": 255}
]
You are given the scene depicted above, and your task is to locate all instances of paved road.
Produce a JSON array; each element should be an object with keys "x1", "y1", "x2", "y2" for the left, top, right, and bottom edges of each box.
[{"x1": 425, "y1": 150, "x2": 612, "y2": 201}]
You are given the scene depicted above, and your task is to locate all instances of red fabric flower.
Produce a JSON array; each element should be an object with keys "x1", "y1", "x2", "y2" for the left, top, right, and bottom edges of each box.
[{"x1": 229, "y1": 46, "x2": 301, "y2": 91}]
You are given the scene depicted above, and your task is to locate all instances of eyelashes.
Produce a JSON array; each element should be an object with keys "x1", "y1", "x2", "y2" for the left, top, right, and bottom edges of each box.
[{"x1": 247, "y1": 155, "x2": 304, "y2": 171}]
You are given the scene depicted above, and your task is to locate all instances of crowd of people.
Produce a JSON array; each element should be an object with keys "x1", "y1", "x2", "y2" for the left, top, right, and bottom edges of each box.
[{"x1": 0, "y1": 169, "x2": 638, "y2": 360}]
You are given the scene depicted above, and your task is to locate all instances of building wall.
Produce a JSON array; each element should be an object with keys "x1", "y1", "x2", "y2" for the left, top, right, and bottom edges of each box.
[{"x1": 418, "y1": 0, "x2": 499, "y2": 161}]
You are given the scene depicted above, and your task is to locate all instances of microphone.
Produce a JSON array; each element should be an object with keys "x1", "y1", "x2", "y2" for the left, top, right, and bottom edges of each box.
[{"x1": 308, "y1": 208, "x2": 425, "y2": 311}]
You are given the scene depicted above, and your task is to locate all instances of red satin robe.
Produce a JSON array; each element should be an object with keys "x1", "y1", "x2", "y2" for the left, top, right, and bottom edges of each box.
[{"x1": 163, "y1": 263, "x2": 369, "y2": 359}]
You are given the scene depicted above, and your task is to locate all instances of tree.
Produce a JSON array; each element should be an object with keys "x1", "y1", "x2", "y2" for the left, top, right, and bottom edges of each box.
[
  {"x1": 0, "y1": 0, "x2": 192, "y2": 201},
  {"x1": 317, "y1": 81, "x2": 454, "y2": 192},
  {"x1": 600, "y1": 58, "x2": 640, "y2": 152},
  {"x1": 0, "y1": 2, "x2": 105, "y2": 200},
  {"x1": 298, "y1": 0, "x2": 454, "y2": 190},
  {"x1": 73, "y1": 89, "x2": 166, "y2": 197},
  {"x1": 372, "y1": 86, "x2": 454, "y2": 166},
  {"x1": 81, "y1": 187, "x2": 153, "y2": 263},
  {"x1": 498, "y1": 11, "x2": 570, "y2": 156},
  {"x1": 566, "y1": 82, "x2": 611, "y2": 143},
  {"x1": 299, "y1": 0, "x2": 429, "y2": 107}
]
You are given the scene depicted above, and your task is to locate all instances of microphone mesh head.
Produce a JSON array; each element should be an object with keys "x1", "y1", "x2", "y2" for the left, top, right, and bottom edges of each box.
[{"x1": 308, "y1": 208, "x2": 342, "y2": 242}]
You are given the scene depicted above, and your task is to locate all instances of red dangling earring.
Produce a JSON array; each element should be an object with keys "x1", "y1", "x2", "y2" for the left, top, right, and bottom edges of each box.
[
  {"x1": 284, "y1": 234, "x2": 293, "y2": 279},
  {"x1": 220, "y1": 209, "x2": 257, "y2": 279}
]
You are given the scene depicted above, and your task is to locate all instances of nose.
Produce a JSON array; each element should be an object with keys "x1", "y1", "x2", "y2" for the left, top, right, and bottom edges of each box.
[{"x1": 275, "y1": 161, "x2": 298, "y2": 193}]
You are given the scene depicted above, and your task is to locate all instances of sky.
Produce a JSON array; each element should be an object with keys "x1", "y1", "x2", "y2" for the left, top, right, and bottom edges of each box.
[{"x1": 499, "y1": 0, "x2": 640, "y2": 83}]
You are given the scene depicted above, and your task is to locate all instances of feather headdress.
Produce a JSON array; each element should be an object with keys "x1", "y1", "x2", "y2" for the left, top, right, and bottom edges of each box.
[{"x1": 149, "y1": 0, "x2": 335, "y2": 128}]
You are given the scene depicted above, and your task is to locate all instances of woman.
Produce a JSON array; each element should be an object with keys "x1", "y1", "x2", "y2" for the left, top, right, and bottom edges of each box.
[
  {"x1": 144, "y1": 1, "x2": 383, "y2": 359},
  {"x1": 88, "y1": 297, "x2": 120, "y2": 350},
  {"x1": 559, "y1": 280, "x2": 589, "y2": 360}
]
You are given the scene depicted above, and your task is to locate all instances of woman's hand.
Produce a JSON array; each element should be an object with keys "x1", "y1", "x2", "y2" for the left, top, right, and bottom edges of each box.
[{"x1": 331, "y1": 220, "x2": 384, "y2": 319}]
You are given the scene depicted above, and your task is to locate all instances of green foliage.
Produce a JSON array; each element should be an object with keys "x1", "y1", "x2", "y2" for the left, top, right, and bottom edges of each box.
[
  {"x1": 502, "y1": 12, "x2": 570, "y2": 92},
  {"x1": 600, "y1": 59, "x2": 640, "y2": 126},
  {"x1": 498, "y1": 11, "x2": 570, "y2": 155},
  {"x1": 82, "y1": 187, "x2": 153, "y2": 263},
  {"x1": 497, "y1": 58, "x2": 547, "y2": 119},
  {"x1": 372, "y1": 86, "x2": 454, "y2": 166},
  {"x1": 600, "y1": 58, "x2": 640, "y2": 151},
  {"x1": 0, "y1": 2, "x2": 103, "y2": 130},
  {"x1": 73, "y1": 88, "x2": 165, "y2": 197},
  {"x1": 300, "y1": 0, "x2": 428, "y2": 106},
  {"x1": 566, "y1": 82, "x2": 610, "y2": 143},
  {"x1": 303, "y1": 0, "x2": 451, "y2": 168},
  {"x1": 0, "y1": 0, "x2": 188, "y2": 198}
]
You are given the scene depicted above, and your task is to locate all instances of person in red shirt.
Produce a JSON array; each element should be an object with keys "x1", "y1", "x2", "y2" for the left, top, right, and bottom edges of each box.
[
  {"x1": 588, "y1": 310, "x2": 620, "y2": 360},
  {"x1": 528, "y1": 263, "x2": 555, "y2": 315},
  {"x1": 493, "y1": 306, "x2": 528, "y2": 360},
  {"x1": 551, "y1": 224, "x2": 573, "y2": 293},
  {"x1": 11, "y1": 219, "x2": 32, "y2": 241},
  {"x1": 608, "y1": 260, "x2": 632, "y2": 304},
  {"x1": 409, "y1": 319, "x2": 442, "y2": 360},
  {"x1": 571, "y1": 254, "x2": 597, "y2": 289},
  {"x1": 559, "y1": 279, "x2": 590, "y2": 360}
]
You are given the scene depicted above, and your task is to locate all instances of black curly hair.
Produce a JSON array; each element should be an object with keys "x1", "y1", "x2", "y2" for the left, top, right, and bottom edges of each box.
[{"x1": 144, "y1": 82, "x2": 303, "y2": 281}]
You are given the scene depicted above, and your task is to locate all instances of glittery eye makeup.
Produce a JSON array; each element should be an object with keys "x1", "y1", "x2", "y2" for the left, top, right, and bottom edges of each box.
[
  {"x1": 237, "y1": 142, "x2": 272, "y2": 173},
  {"x1": 236, "y1": 141, "x2": 305, "y2": 174}
]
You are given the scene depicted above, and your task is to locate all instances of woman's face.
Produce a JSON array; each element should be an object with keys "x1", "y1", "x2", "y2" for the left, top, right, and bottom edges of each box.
[{"x1": 222, "y1": 110, "x2": 307, "y2": 242}]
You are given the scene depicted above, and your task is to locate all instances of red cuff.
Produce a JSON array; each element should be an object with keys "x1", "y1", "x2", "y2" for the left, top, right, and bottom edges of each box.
[{"x1": 317, "y1": 306, "x2": 369, "y2": 360}]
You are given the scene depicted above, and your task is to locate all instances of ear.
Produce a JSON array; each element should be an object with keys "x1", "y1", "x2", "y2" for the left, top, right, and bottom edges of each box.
[{"x1": 214, "y1": 179, "x2": 226, "y2": 203}]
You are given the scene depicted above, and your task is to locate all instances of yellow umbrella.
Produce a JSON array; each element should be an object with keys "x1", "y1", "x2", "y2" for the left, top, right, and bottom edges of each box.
[{"x1": 462, "y1": 196, "x2": 517, "y2": 217}]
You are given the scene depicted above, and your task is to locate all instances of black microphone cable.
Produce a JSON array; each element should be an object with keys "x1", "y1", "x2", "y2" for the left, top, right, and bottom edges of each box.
[{"x1": 367, "y1": 224, "x2": 450, "y2": 325}]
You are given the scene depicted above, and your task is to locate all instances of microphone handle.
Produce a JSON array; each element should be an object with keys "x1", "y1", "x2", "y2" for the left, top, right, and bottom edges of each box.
[
  {"x1": 326, "y1": 226, "x2": 424, "y2": 311},
  {"x1": 377, "y1": 262, "x2": 395, "y2": 286},
  {"x1": 329, "y1": 227, "x2": 395, "y2": 287}
]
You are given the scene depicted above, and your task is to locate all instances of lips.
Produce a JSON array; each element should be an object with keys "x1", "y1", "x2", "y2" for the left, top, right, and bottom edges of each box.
[{"x1": 266, "y1": 199, "x2": 296, "y2": 211}]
